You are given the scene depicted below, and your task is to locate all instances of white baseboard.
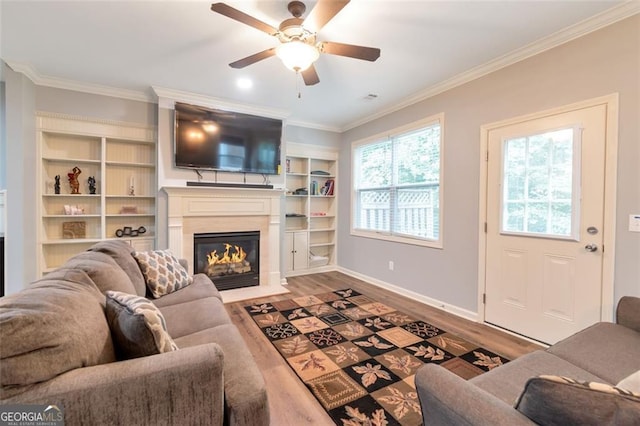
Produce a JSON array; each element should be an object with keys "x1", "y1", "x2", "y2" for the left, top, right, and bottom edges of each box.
[{"x1": 337, "y1": 266, "x2": 478, "y2": 322}]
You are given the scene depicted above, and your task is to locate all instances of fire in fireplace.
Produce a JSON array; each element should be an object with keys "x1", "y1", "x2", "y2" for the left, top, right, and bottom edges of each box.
[{"x1": 194, "y1": 231, "x2": 260, "y2": 291}]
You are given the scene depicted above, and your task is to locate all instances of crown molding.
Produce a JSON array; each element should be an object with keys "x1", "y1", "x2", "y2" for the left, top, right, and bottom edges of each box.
[
  {"x1": 342, "y1": 2, "x2": 640, "y2": 131},
  {"x1": 5, "y1": 61, "x2": 153, "y2": 103},
  {"x1": 152, "y1": 86, "x2": 290, "y2": 120},
  {"x1": 285, "y1": 119, "x2": 341, "y2": 133}
]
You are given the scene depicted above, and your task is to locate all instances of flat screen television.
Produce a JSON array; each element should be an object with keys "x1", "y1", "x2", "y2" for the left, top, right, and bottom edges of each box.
[{"x1": 174, "y1": 102, "x2": 282, "y2": 174}]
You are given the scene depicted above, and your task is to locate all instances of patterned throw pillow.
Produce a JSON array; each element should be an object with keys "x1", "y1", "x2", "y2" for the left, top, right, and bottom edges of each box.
[
  {"x1": 515, "y1": 375, "x2": 640, "y2": 425},
  {"x1": 133, "y1": 249, "x2": 193, "y2": 298},
  {"x1": 105, "y1": 291, "x2": 178, "y2": 359}
]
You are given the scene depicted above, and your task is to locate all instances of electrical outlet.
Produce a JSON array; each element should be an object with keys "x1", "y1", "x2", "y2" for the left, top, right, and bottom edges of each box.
[
  {"x1": 630, "y1": 214, "x2": 640, "y2": 232},
  {"x1": 388, "y1": 261, "x2": 394, "y2": 271}
]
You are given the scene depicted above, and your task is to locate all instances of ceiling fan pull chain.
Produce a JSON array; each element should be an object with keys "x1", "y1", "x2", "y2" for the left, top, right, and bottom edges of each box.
[{"x1": 296, "y1": 71, "x2": 302, "y2": 99}]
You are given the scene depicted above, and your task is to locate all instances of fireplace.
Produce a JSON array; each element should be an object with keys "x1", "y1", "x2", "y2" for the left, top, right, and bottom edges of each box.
[{"x1": 194, "y1": 231, "x2": 260, "y2": 291}]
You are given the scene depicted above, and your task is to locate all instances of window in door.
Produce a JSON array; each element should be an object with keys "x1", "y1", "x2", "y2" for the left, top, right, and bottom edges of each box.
[{"x1": 501, "y1": 127, "x2": 580, "y2": 239}]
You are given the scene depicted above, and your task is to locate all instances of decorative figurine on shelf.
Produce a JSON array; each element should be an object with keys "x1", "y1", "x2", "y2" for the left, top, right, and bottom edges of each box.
[
  {"x1": 128, "y1": 175, "x2": 135, "y2": 196},
  {"x1": 88, "y1": 176, "x2": 96, "y2": 195},
  {"x1": 54, "y1": 175, "x2": 61, "y2": 194},
  {"x1": 68, "y1": 166, "x2": 82, "y2": 194}
]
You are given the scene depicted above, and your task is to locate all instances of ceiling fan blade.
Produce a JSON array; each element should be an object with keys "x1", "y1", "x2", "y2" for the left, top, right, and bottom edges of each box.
[
  {"x1": 301, "y1": 65, "x2": 320, "y2": 86},
  {"x1": 229, "y1": 48, "x2": 276, "y2": 69},
  {"x1": 211, "y1": 3, "x2": 278, "y2": 35},
  {"x1": 303, "y1": 0, "x2": 350, "y2": 33},
  {"x1": 319, "y1": 41, "x2": 381, "y2": 62}
]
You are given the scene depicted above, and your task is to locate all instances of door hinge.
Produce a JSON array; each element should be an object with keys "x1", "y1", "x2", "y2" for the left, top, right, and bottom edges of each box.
[
  {"x1": 484, "y1": 222, "x2": 487, "y2": 233},
  {"x1": 485, "y1": 151, "x2": 489, "y2": 161},
  {"x1": 482, "y1": 293, "x2": 486, "y2": 304}
]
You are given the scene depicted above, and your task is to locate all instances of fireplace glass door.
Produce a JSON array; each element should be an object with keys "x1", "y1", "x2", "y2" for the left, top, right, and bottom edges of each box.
[{"x1": 193, "y1": 231, "x2": 260, "y2": 291}]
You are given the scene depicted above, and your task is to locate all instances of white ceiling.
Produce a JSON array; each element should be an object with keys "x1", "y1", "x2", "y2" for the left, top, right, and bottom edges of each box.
[{"x1": 0, "y1": 1, "x2": 634, "y2": 131}]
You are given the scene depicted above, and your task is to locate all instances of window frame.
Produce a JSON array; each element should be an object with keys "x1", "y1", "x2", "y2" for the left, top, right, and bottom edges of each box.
[{"x1": 350, "y1": 113, "x2": 445, "y2": 248}]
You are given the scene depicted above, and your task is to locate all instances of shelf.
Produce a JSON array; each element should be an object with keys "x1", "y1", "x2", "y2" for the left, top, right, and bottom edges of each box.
[
  {"x1": 105, "y1": 195, "x2": 155, "y2": 199},
  {"x1": 310, "y1": 242, "x2": 335, "y2": 248},
  {"x1": 310, "y1": 195, "x2": 335, "y2": 198},
  {"x1": 105, "y1": 161, "x2": 155, "y2": 168},
  {"x1": 42, "y1": 238, "x2": 103, "y2": 245},
  {"x1": 43, "y1": 193, "x2": 101, "y2": 198},
  {"x1": 310, "y1": 228, "x2": 335, "y2": 233},
  {"x1": 106, "y1": 214, "x2": 154, "y2": 218},
  {"x1": 43, "y1": 157, "x2": 101, "y2": 165},
  {"x1": 43, "y1": 214, "x2": 101, "y2": 218}
]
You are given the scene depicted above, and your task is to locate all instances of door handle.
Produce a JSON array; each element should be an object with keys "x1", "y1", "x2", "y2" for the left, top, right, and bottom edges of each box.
[{"x1": 584, "y1": 243, "x2": 598, "y2": 252}]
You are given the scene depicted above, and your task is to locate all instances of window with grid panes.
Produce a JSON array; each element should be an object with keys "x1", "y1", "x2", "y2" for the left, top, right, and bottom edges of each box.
[{"x1": 352, "y1": 115, "x2": 443, "y2": 247}]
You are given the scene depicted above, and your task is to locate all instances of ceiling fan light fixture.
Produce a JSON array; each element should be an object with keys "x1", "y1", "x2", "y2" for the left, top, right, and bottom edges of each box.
[{"x1": 275, "y1": 40, "x2": 319, "y2": 72}]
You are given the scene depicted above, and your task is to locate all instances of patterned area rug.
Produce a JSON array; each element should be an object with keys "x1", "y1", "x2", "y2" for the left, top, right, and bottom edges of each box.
[{"x1": 244, "y1": 288, "x2": 509, "y2": 425}]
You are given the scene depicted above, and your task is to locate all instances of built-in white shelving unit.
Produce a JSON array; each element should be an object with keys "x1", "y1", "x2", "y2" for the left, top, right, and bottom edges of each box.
[
  {"x1": 285, "y1": 144, "x2": 338, "y2": 276},
  {"x1": 37, "y1": 113, "x2": 156, "y2": 275}
]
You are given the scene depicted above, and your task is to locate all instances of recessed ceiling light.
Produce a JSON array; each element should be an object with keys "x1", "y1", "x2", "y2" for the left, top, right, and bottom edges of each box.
[{"x1": 237, "y1": 78, "x2": 253, "y2": 90}]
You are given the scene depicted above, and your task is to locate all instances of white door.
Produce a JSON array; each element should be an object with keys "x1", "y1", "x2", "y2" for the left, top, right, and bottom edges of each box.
[{"x1": 485, "y1": 104, "x2": 607, "y2": 345}]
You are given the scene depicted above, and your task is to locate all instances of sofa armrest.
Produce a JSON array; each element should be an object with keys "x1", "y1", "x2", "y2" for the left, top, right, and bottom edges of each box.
[
  {"x1": 617, "y1": 296, "x2": 640, "y2": 332},
  {"x1": 3, "y1": 343, "x2": 225, "y2": 426},
  {"x1": 415, "y1": 364, "x2": 535, "y2": 426}
]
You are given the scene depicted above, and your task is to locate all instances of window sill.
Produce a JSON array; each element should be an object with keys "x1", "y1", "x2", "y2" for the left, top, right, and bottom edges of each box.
[{"x1": 350, "y1": 229, "x2": 443, "y2": 249}]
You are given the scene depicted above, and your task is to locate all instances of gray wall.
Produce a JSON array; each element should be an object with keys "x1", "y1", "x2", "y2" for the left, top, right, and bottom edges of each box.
[
  {"x1": 4, "y1": 66, "x2": 36, "y2": 293},
  {"x1": 338, "y1": 15, "x2": 640, "y2": 313},
  {"x1": 0, "y1": 81, "x2": 6, "y2": 189}
]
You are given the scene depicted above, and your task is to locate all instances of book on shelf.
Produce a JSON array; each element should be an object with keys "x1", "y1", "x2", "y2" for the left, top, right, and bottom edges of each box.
[{"x1": 323, "y1": 179, "x2": 334, "y2": 196}]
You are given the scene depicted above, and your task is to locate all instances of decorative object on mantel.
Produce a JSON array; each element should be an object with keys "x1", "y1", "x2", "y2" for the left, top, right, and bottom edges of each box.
[
  {"x1": 62, "y1": 221, "x2": 86, "y2": 239},
  {"x1": 115, "y1": 226, "x2": 146, "y2": 238},
  {"x1": 88, "y1": 176, "x2": 96, "y2": 194},
  {"x1": 63, "y1": 205, "x2": 85, "y2": 215},
  {"x1": 67, "y1": 166, "x2": 82, "y2": 194},
  {"x1": 128, "y1": 176, "x2": 135, "y2": 196},
  {"x1": 54, "y1": 175, "x2": 61, "y2": 194},
  {"x1": 120, "y1": 205, "x2": 138, "y2": 214}
]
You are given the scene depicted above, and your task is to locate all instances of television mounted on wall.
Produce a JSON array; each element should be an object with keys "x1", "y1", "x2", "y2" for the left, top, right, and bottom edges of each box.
[{"x1": 174, "y1": 102, "x2": 282, "y2": 175}]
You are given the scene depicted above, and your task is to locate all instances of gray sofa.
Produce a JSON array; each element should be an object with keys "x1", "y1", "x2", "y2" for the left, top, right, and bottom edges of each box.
[
  {"x1": 0, "y1": 240, "x2": 269, "y2": 426},
  {"x1": 416, "y1": 296, "x2": 640, "y2": 425}
]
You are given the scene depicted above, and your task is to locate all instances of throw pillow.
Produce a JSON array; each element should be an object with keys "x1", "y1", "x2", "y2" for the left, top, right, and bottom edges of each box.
[
  {"x1": 105, "y1": 291, "x2": 178, "y2": 360},
  {"x1": 133, "y1": 249, "x2": 192, "y2": 298},
  {"x1": 515, "y1": 375, "x2": 640, "y2": 426},
  {"x1": 618, "y1": 370, "x2": 640, "y2": 393}
]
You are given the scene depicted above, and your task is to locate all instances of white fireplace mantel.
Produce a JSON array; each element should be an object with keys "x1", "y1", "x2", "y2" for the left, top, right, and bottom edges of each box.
[{"x1": 162, "y1": 186, "x2": 289, "y2": 303}]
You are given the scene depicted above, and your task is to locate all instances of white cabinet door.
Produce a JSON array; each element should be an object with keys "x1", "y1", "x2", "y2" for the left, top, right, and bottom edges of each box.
[{"x1": 286, "y1": 231, "x2": 308, "y2": 273}]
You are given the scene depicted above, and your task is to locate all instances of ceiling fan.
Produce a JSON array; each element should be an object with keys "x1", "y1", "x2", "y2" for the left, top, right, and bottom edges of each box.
[{"x1": 210, "y1": 0, "x2": 381, "y2": 86}]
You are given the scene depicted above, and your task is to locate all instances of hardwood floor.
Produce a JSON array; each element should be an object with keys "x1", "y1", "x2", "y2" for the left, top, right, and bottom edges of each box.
[{"x1": 224, "y1": 271, "x2": 542, "y2": 425}]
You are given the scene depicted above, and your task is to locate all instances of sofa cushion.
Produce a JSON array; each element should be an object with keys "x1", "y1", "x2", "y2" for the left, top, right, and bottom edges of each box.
[
  {"x1": 547, "y1": 322, "x2": 640, "y2": 383},
  {"x1": 618, "y1": 371, "x2": 640, "y2": 393},
  {"x1": 89, "y1": 240, "x2": 147, "y2": 296},
  {"x1": 62, "y1": 251, "x2": 137, "y2": 295},
  {"x1": 470, "y1": 350, "x2": 607, "y2": 405},
  {"x1": 173, "y1": 324, "x2": 269, "y2": 426},
  {"x1": 152, "y1": 274, "x2": 222, "y2": 308},
  {"x1": 105, "y1": 291, "x2": 178, "y2": 359},
  {"x1": 133, "y1": 249, "x2": 192, "y2": 298},
  {"x1": 0, "y1": 269, "x2": 116, "y2": 387},
  {"x1": 157, "y1": 296, "x2": 231, "y2": 339},
  {"x1": 515, "y1": 375, "x2": 640, "y2": 425}
]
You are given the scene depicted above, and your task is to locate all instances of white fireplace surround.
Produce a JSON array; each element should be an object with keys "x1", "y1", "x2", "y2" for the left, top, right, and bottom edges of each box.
[{"x1": 162, "y1": 186, "x2": 289, "y2": 303}]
